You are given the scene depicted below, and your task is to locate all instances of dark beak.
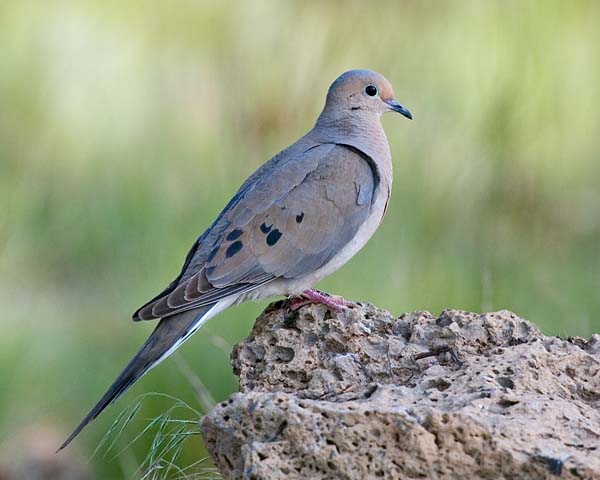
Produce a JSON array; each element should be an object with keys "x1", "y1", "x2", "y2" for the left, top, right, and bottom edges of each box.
[{"x1": 386, "y1": 100, "x2": 413, "y2": 120}]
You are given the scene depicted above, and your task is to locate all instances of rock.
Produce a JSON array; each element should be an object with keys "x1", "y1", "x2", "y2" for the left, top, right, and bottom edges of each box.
[{"x1": 200, "y1": 301, "x2": 600, "y2": 480}]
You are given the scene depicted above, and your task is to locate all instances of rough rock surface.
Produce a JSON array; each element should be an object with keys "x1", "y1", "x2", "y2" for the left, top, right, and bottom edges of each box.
[{"x1": 201, "y1": 301, "x2": 600, "y2": 480}]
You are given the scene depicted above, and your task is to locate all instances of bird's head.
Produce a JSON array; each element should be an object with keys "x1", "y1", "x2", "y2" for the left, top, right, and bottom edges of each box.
[{"x1": 323, "y1": 69, "x2": 412, "y2": 120}]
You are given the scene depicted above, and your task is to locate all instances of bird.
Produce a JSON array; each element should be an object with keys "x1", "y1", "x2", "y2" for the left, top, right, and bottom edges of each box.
[{"x1": 59, "y1": 69, "x2": 412, "y2": 450}]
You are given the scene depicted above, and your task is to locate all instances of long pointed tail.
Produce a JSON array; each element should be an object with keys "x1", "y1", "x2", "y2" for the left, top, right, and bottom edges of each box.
[{"x1": 58, "y1": 303, "x2": 218, "y2": 451}]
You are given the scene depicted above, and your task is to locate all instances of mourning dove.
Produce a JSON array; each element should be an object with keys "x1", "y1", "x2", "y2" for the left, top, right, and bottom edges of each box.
[{"x1": 59, "y1": 69, "x2": 412, "y2": 450}]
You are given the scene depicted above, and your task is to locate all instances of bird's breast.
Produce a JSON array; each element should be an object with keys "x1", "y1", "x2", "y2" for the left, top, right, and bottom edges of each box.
[{"x1": 310, "y1": 182, "x2": 390, "y2": 280}]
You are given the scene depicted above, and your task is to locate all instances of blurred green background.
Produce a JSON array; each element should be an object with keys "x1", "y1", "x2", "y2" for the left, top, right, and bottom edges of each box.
[{"x1": 1, "y1": 0, "x2": 599, "y2": 478}]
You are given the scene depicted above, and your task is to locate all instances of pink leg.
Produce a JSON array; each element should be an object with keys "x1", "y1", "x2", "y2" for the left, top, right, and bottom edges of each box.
[{"x1": 289, "y1": 289, "x2": 355, "y2": 312}]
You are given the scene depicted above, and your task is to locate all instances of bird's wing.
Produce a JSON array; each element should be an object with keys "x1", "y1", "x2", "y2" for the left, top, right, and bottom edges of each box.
[{"x1": 134, "y1": 143, "x2": 378, "y2": 320}]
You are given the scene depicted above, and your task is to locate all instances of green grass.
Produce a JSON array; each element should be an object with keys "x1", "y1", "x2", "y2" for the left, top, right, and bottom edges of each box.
[
  {"x1": 1, "y1": 1, "x2": 599, "y2": 478},
  {"x1": 95, "y1": 393, "x2": 220, "y2": 480}
]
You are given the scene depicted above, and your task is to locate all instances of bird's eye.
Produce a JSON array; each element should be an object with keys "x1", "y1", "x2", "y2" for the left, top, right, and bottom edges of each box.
[{"x1": 365, "y1": 85, "x2": 378, "y2": 97}]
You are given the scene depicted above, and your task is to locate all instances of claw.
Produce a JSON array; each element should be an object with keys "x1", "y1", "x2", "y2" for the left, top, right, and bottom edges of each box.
[{"x1": 288, "y1": 289, "x2": 355, "y2": 312}]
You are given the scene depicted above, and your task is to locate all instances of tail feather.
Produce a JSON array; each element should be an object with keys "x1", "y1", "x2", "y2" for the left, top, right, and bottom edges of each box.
[{"x1": 58, "y1": 303, "x2": 218, "y2": 451}]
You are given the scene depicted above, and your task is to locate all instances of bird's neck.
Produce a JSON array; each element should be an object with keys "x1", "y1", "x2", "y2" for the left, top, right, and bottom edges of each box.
[{"x1": 312, "y1": 111, "x2": 393, "y2": 182}]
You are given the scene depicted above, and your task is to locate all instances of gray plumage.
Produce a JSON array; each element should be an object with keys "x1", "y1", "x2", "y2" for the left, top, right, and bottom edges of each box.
[{"x1": 59, "y1": 69, "x2": 412, "y2": 451}]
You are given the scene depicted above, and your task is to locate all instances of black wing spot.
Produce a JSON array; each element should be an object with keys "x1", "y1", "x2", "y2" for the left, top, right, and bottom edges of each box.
[
  {"x1": 226, "y1": 229, "x2": 243, "y2": 241},
  {"x1": 266, "y1": 229, "x2": 282, "y2": 246},
  {"x1": 296, "y1": 212, "x2": 304, "y2": 224},
  {"x1": 260, "y1": 223, "x2": 272, "y2": 234},
  {"x1": 225, "y1": 241, "x2": 243, "y2": 258}
]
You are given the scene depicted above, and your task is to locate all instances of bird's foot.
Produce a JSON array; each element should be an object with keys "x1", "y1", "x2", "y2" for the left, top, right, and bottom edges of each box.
[{"x1": 288, "y1": 289, "x2": 355, "y2": 312}]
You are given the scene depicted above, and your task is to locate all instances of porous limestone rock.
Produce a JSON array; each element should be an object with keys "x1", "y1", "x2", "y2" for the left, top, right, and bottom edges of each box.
[{"x1": 200, "y1": 301, "x2": 600, "y2": 480}]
